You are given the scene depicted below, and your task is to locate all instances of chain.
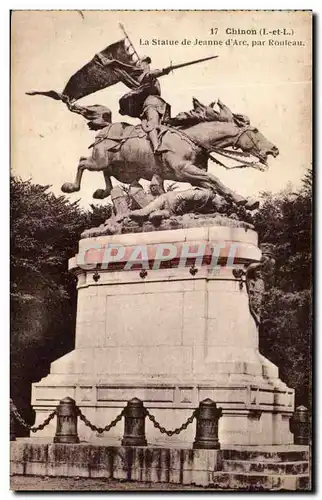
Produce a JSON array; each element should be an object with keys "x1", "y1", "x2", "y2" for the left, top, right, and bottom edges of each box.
[
  {"x1": 77, "y1": 407, "x2": 124, "y2": 434},
  {"x1": 145, "y1": 408, "x2": 198, "y2": 436},
  {"x1": 11, "y1": 403, "x2": 56, "y2": 432},
  {"x1": 30, "y1": 411, "x2": 57, "y2": 432},
  {"x1": 11, "y1": 399, "x2": 197, "y2": 438}
]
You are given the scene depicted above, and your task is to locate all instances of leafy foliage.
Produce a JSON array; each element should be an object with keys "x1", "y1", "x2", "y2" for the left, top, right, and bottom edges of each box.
[
  {"x1": 254, "y1": 169, "x2": 312, "y2": 409},
  {"x1": 10, "y1": 176, "x2": 111, "y2": 429},
  {"x1": 10, "y1": 171, "x2": 312, "y2": 430}
]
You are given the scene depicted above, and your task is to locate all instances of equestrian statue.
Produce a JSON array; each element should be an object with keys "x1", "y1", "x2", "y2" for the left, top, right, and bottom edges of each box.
[{"x1": 27, "y1": 24, "x2": 279, "y2": 212}]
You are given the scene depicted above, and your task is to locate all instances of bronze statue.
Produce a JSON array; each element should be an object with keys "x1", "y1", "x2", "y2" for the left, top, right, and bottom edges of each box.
[
  {"x1": 26, "y1": 25, "x2": 279, "y2": 213},
  {"x1": 65, "y1": 100, "x2": 112, "y2": 130},
  {"x1": 129, "y1": 188, "x2": 229, "y2": 224},
  {"x1": 234, "y1": 244, "x2": 276, "y2": 327},
  {"x1": 118, "y1": 55, "x2": 171, "y2": 154},
  {"x1": 100, "y1": 54, "x2": 218, "y2": 154},
  {"x1": 81, "y1": 185, "x2": 252, "y2": 239},
  {"x1": 60, "y1": 118, "x2": 277, "y2": 209},
  {"x1": 169, "y1": 98, "x2": 251, "y2": 128}
]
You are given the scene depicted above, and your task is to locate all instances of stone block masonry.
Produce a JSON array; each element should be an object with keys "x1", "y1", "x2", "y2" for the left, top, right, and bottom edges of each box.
[
  {"x1": 32, "y1": 225, "x2": 294, "y2": 445},
  {"x1": 10, "y1": 440, "x2": 310, "y2": 491}
]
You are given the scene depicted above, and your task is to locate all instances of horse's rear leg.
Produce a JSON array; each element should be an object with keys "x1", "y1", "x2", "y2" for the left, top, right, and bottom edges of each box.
[{"x1": 61, "y1": 156, "x2": 96, "y2": 194}]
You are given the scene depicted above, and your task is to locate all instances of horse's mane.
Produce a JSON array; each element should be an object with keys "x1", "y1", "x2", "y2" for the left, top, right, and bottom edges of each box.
[
  {"x1": 165, "y1": 98, "x2": 249, "y2": 130},
  {"x1": 165, "y1": 114, "x2": 213, "y2": 129}
]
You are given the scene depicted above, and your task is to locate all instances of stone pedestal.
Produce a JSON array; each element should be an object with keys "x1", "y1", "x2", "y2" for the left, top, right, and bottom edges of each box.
[{"x1": 32, "y1": 224, "x2": 294, "y2": 445}]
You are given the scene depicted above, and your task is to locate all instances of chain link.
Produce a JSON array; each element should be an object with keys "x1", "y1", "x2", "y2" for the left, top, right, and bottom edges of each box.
[
  {"x1": 11, "y1": 398, "x2": 197, "y2": 438},
  {"x1": 11, "y1": 403, "x2": 56, "y2": 432},
  {"x1": 30, "y1": 410, "x2": 57, "y2": 433},
  {"x1": 77, "y1": 407, "x2": 124, "y2": 434},
  {"x1": 145, "y1": 408, "x2": 198, "y2": 436}
]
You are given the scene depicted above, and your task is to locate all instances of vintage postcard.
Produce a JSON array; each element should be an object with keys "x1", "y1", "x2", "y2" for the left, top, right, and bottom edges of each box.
[{"x1": 10, "y1": 10, "x2": 312, "y2": 491}]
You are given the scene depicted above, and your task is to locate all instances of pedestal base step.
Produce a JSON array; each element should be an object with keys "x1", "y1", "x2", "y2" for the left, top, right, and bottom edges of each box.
[
  {"x1": 211, "y1": 472, "x2": 310, "y2": 491},
  {"x1": 10, "y1": 440, "x2": 310, "y2": 491},
  {"x1": 222, "y1": 447, "x2": 309, "y2": 462},
  {"x1": 222, "y1": 459, "x2": 308, "y2": 474},
  {"x1": 213, "y1": 447, "x2": 310, "y2": 491}
]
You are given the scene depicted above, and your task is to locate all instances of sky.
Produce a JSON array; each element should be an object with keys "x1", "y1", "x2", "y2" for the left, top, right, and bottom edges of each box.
[{"x1": 11, "y1": 10, "x2": 312, "y2": 208}]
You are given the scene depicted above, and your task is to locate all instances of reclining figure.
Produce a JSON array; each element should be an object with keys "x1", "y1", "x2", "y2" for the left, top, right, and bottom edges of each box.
[{"x1": 129, "y1": 187, "x2": 232, "y2": 225}]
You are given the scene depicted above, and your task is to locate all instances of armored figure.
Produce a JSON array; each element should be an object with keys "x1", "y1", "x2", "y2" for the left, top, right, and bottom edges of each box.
[
  {"x1": 27, "y1": 29, "x2": 278, "y2": 211},
  {"x1": 94, "y1": 53, "x2": 171, "y2": 153},
  {"x1": 119, "y1": 56, "x2": 171, "y2": 153},
  {"x1": 232, "y1": 244, "x2": 276, "y2": 327},
  {"x1": 129, "y1": 188, "x2": 229, "y2": 224},
  {"x1": 245, "y1": 244, "x2": 276, "y2": 326}
]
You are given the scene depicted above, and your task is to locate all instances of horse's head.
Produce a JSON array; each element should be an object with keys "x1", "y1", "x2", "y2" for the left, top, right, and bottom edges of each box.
[{"x1": 234, "y1": 126, "x2": 279, "y2": 166}]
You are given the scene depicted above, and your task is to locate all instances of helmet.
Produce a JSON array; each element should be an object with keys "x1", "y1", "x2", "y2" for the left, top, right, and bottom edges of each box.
[{"x1": 140, "y1": 55, "x2": 152, "y2": 64}]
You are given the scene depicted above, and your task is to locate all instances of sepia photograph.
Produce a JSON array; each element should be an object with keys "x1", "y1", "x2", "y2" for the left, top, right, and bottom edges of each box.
[{"x1": 10, "y1": 9, "x2": 312, "y2": 491}]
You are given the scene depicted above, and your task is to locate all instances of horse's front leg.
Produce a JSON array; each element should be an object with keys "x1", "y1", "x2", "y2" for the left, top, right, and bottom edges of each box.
[
  {"x1": 177, "y1": 161, "x2": 258, "y2": 208},
  {"x1": 93, "y1": 170, "x2": 113, "y2": 199},
  {"x1": 198, "y1": 168, "x2": 259, "y2": 209},
  {"x1": 61, "y1": 156, "x2": 96, "y2": 194}
]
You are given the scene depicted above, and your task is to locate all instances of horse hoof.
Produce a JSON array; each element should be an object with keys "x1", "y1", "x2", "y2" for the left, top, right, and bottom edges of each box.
[
  {"x1": 93, "y1": 189, "x2": 108, "y2": 199},
  {"x1": 129, "y1": 209, "x2": 146, "y2": 221},
  {"x1": 234, "y1": 197, "x2": 247, "y2": 207},
  {"x1": 245, "y1": 198, "x2": 260, "y2": 211},
  {"x1": 61, "y1": 182, "x2": 79, "y2": 193}
]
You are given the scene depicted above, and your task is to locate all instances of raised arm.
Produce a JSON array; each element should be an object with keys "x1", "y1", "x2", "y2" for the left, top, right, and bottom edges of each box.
[{"x1": 147, "y1": 67, "x2": 172, "y2": 79}]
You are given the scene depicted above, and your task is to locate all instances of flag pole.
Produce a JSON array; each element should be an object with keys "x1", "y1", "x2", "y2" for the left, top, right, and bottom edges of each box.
[{"x1": 119, "y1": 23, "x2": 140, "y2": 62}]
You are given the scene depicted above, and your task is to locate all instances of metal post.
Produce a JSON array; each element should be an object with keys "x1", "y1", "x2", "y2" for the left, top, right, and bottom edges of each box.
[
  {"x1": 53, "y1": 397, "x2": 79, "y2": 444},
  {"x1": 121, "y1": 398, "x2": 147, "y2": 447},
  {"x1": 291, "y1": 405, "x2": 310, "y2": 445},
  {"x1": 193, "y1": 398, "x2": 222, "y2": 450},
  {"x1": 10, "y1": 399, "x2": 16, "y2": 441}
]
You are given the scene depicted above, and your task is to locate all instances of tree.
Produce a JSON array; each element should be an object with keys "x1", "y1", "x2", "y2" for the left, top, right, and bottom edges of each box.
[
  {"x1": 11, "y1": 171, "x2": 312, "y2": 430},
  {"x1": 10, "y1": 176, "x2": 111, "y2": 431},
  {"x1": 254, "y1": 170, "x2": 312, "y2": 409}
]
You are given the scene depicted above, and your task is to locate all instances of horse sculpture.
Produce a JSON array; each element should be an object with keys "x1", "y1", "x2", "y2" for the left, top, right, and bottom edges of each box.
[{"x1": 61, "y1": 118, "x2": 279, "y2": 208}]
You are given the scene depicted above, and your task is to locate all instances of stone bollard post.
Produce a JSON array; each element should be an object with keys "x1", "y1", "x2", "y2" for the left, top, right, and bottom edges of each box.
[
  {"x1": 54, "y1": 397, "x2": 79, "y2": 444},
  {"x1": 10, "y1": 399, "x2": 16, "y2": 442},
  {"x1": 121, "y1": 398, "x2": 147, "y2": 447},
  {"x1": 291, "y1": 405, "x2": 310, "y2": 445},
  {"x1": 193, "y1": 398, "x2": 222, "y2": 450}
]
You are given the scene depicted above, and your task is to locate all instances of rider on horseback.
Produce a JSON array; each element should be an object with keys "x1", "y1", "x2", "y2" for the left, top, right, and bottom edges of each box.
[
  {"x1": 26, "y1": 29, "x2": 276, "y2": 213},
  {"x1": 119, "y1": 56, "x2": 171, "y2": 154}
]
